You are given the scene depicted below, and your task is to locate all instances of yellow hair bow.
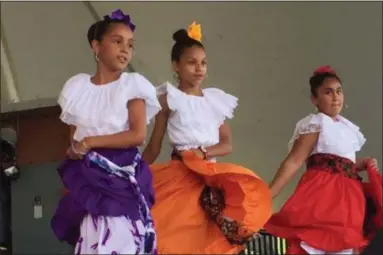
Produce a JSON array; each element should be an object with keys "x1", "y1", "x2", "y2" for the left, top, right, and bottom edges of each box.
[{"x1": 187, "y1": 21, "x2": 202, "y2": 42}]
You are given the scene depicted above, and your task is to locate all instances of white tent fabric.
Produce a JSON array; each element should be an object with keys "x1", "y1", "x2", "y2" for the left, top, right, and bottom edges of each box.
[{"x1": 0, "y1": 2, "x2": 99, "y2": 113}]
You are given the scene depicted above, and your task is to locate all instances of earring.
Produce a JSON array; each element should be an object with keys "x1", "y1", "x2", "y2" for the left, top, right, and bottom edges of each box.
[
  {"x1": 345, "y1": 104, "x2": 349, "y2": 109},
  {"x1": 94, "y1": 53, "x2": 100, "y2": 62},
  {"x1": 173, "y1": 72, "x2": 179, "y2": 82},
  {"x1": 314, "y1": 106, "x2": 318, "y2": 112}
]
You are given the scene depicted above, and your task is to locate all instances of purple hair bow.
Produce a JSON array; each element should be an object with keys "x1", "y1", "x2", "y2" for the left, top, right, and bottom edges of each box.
[{"x1": 104, "y1": 9, "x2": 136, "y2": 32}]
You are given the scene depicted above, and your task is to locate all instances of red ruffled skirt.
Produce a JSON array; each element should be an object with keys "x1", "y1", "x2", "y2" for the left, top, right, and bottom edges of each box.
[{"x1": 264, "y1": 153, "x2": 382, "y2": 254}]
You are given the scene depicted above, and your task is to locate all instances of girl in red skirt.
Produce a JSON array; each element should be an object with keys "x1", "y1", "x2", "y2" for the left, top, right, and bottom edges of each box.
[{"x1": 265, "y1": 65, "x2": 381, "y2": 254}]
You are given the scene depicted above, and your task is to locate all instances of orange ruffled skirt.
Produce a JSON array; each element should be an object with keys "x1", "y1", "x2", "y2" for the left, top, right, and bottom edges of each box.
[{"x1": 150, "y1": 151, "x2": 272, "y2": 254}]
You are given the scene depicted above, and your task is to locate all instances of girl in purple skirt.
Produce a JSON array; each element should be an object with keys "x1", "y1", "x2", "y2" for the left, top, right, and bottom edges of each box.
[{"x1": 51, "y1": 9, "x2": 161, "y2": 255}]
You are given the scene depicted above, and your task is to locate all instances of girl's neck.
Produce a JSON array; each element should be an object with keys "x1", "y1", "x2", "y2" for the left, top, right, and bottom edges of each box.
[
  {"x1": 91, "y1": 66, "x2": 122, "y2": 86},
  {"x1": 319, "y1": 111, "x2": 339, "y2": 121},
  {"x1": 178, "y1": 81, "x2": 202, "y2": 96}
]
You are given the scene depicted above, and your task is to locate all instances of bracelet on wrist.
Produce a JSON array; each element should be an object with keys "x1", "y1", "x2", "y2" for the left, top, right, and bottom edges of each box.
[
  {"x1": 199, "y1": 146, "x2": 208, "y2": 160},
  {"x1": 81, "y1": 139, "x2": 90, "y2": 150}
]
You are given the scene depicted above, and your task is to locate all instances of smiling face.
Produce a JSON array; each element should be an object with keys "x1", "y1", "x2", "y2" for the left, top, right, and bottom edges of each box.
[
  {"x1": 172, "y1": 45, "x2": 207, "y2": 88},
  {"x1": 311, "y1": 77, "x2": 344, "y2": 117},
  {"x1": 91, "y1": 22, "x2": 134, "y2": 72}
]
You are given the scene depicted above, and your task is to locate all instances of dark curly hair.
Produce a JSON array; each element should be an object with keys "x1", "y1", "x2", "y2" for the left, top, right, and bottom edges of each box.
[
  {"x1": 309, "y1": 66, "x2": 342, "y2": 97},
  {"x1": 171, "y1": 29, "x2": 204, "y2": 62},
  {"x1": 87, "y1": 11, "x2": 135, "y2": 45}
]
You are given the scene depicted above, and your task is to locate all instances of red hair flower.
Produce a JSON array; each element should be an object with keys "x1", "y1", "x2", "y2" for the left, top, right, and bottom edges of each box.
[{"x1": 313, "y1": 65, "x2": 336, "y2": 75}]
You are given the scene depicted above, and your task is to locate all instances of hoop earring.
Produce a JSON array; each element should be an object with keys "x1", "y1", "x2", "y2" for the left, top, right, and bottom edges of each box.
[{"x1": 94, "y1": 53, "x2": 100, "y2": 62}]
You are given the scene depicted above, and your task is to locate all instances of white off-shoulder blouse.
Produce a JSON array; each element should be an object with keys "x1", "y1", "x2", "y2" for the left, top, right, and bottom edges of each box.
[
  {"x1": 58, "y1": 72, "x2": 161, "y2": 141},
  {"x1": 288, "y1": 112, "x2": 366, "y2": 163},
  {"x1": 156, "y1": 82, "x2": 238, "y2": 154}
]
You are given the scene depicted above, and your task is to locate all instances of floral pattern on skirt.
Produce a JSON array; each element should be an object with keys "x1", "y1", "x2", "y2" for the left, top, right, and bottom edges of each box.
[{"x1": 74, "y1": 151, "x2": 157, "y2": 255}]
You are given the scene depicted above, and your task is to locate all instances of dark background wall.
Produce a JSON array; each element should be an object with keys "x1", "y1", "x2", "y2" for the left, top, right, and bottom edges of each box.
[{"x1": 2, "y1": 107, "x2": 72, "y2": 254}]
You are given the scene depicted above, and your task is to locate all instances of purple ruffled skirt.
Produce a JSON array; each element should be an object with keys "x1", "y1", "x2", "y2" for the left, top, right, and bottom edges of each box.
[{"x1": 51, "y1": 147, "x2": 156, "y2": 254}]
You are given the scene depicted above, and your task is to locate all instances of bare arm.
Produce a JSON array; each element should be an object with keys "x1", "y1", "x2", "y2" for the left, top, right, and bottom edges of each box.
[
  {"x1": 356, "y1": 158, "x2": 366, "y2": 170},
  {"x1": 85, "y1": 99, "x2": 147, "y2": 149},
  {"x1": 356, "y1": 157, "x2": 379, "y2": 171},
  {"x1": 142, "y1": 95, "x2": 170, "y2": 164},
  {"x1": 205, "y1": 122, "x2": 233, "y2": 158},
  {"x1": 66, "y1": 125, "x2": 84, "y2": 159},
  {"x1": 269, "y1": 132, "x2": 319, "y2": 198}
]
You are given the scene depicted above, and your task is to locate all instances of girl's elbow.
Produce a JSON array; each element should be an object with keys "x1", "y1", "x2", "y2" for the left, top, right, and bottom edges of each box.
[
  {"x1": 225, "y1": 143, "x2": 233, "y2": 155},
  {"x1": 132, "y1": 130, "x2": 146, "y2": 146},
  {"x1": 135, "y1": 134, "x2": 146, "y2": 146}
]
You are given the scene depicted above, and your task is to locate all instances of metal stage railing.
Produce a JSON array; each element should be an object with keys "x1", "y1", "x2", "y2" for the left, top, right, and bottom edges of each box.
[{"x1": 243, "y1": 230, "x2": 287, "y2": 255}]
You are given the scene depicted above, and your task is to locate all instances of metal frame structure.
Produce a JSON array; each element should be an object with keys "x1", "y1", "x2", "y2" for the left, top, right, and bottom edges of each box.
[
  {"x1": 0, "y1": 1, "x2": 135, "y2": 113},
  {"x1": 1, "y1": 24, "x2": 20, "y2": 104},
  {"x1": 244, "y1": 230, "x2": 287, "y2": 255}
]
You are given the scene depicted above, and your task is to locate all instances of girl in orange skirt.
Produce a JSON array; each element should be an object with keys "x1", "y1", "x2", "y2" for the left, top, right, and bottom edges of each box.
[
  {"x1": 142, "y1": 22, "x2": 272, "y2": 254},
  {"x1": 265, "y1": 65, "x2": 382, "y2": 254}
]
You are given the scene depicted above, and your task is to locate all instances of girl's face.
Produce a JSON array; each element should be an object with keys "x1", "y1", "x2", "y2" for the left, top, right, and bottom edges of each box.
[
  {"x1": 172, "y1": 45, "x2": 207, "y2": 87},
  {"x1": 92, "y1": 23, "x2": 135, "y2": 72},
  {"x1": 311, "y1": 77, "x2": 344, "y2": 118}
]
